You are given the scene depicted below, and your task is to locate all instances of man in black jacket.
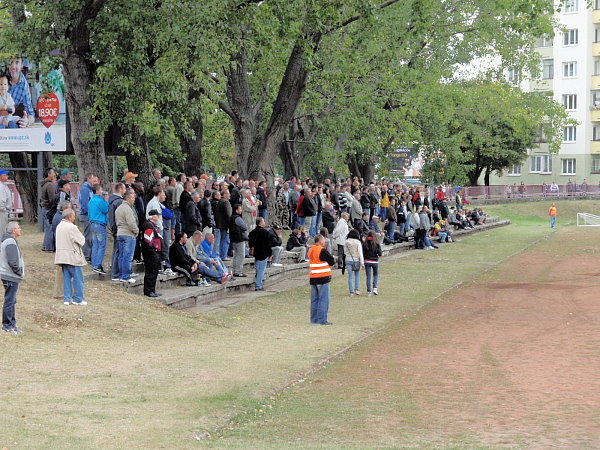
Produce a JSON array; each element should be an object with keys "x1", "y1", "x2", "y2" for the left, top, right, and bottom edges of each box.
[
  {"x1": 268, "y1": 225, "x2": 284, "y2": 266},
  {"x1": 248, "y1": 217, "x2": 272, "y2": 291},
  {"x1": 184, "y1": 192, "x2": 202, "y2": 237},
  {"x1": 199, "y1": 189, "x2": 214, "y2": 234},
  {"x1": 213, "y1": 189, "x2": 232, "y2": 260},
  {"x1": 169, "y1": 232, "x2": 200, "y2": 286},
  {"x1": 178, "y1": 181, "x2": 194, "y2": 231},
  {"x1": 229, "y1": 203, "x2": 248, "y2": 277},
  {"x1": 256, "y1": 181, "x2": 268, "y2": 222}
]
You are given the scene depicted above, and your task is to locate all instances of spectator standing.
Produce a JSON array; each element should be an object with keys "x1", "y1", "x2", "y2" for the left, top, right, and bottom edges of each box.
[
  {"x1": 142, "y1": 210, "x2": 163, "y2": 297},
  {"x1": 350, "y1": 192, "x2": 363, "y2": 229},
  {"x1": 88, "y1": 184, "x2": 109, "y2": 274},
  {"x1": 132, "y1": 182, "x2": 146, "y2": 263},
  {"x1": 0, "y1": 221, "x2": 24, "y2": 333},
  {"x1": 184, "y1": 191, "x2": 202, "y2": 237},
  {"x1": 363, "y1": 230, "x2": 382, "y2": 296},
  {"x1": 147, "y1": 187, "x2": 174, "y2": 275},
  {"x1": 275, "y1": 182, "x2": 291, "y2": 229},
  {"x1": 214, "y1": 189, "x2": 232, "y2": 260},
  {"x1": 321, "y1": 202, "x2": 336, "y2": 235},
  {"x1": 344, "y1": 229, "x2": 364, "y2": 296},
  {"x1": 332, "y1": 212, "x2": 350, "y2": 269},
  {"x1": 0, "y1": 169, "x2": 13, "y2": 235},
  {"x1": 78, "y1": 173, "x2": 97, "y2": 263},
  {"x1": 115, "y1": 191, "x2": 139, "y2": 283},
  {"x1": 307, "y1": 234, "x2": 335, "y2": 325},
  {"x1": 302, "y1": 188, "x2": 317, "y2": 236},
  {"x1": 248, "y1": 217, "x2": 272, "y2": 291},
  {"x1": 54, "y1": 209, "x2": 87, "y2": 306},
  {"x1": 229, "y1": 204, "x2": 249, "y2": 277},
  {"x1": 549, "y1": 203, "x2": 557, "y2": 228},
  {"x1": 289, "y1": 185, "x2": 301, "y2": 229},
  {"x1": 40, "y1": 168, "x2": 57, "y2": 251},
  {"x1": 256, "y1": 180, "x2": 268, "y2": 222},
  {"x1": 386, "y1": 198, "x2": 397, "y2": 241},
  {"x1": 199, "y1": 189, "x2": 214, "y2": 235},
  {"x1": 242, "y1": 189, "x2": 258, "y2": 233},
  {"x1": 108, "y1": 183, "x2": 126, "y2": 281}
]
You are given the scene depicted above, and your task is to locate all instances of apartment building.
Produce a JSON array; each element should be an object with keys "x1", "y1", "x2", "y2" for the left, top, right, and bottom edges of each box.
[{"x1": 489, "y1": 0, "x2": 597, "y2": 186}]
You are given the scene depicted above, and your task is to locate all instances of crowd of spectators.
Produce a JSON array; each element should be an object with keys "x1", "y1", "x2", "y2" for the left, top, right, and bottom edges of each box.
[{"x1": 37, "y1": 168, "x2": 489, "y2": 299}]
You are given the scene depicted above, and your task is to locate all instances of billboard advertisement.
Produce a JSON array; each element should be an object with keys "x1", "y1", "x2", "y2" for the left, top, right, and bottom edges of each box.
[
  {"x1": 389, "y1": 146, "x2": 424, "y2": 180},
  {"x1": 0, "y1": 57, "x2": 66, "y2": 152}
]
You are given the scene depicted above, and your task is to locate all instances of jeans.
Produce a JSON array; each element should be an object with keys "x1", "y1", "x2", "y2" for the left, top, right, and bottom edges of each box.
[
  {"x1": 62, "y1": 265, "x2": 85, "y2": 303},
  {"x1": 197, "y1": 263, "x2": 221, "y2": 281},
  {"x1": 255, "y1": 258, "x2": 268, "y2": 289},
  {"x1": 117, "y1": 235, "x2": 136, "y2": 280},
  {"x1": 231, "y1": 241, "x2": 246, "y2": 274},
  {"x1": 80, "y1": 215, "x2": 92, "y2": 262},
  {"x1": 311, "y1": 212, "x2": 321, "y2": 236},
  {"x1": 365, "y1": 262, "x2": 379, "y2": 293},
  {"x1": 388, "y1": 222, "x2": 396, "y2": 240},
  {"x1": 310, "y1": 282, "x2": 330, "y2": 324},
  {"x1": 297, "y1": 216, "x2": 305, "y2": 226},
  {"x1": 271, "y1": 246, "x2": 283, "y2": 264},
  {"x1": 304, "y1": 216, "x2": 313, "y2": 235},
  {"x1": 345, "y1": 257, "x2": 360, "y2": 292},
  {"x1": 398, "y1": 221, "x2": 407, "y2": 236},
  {"x1": 173, "y1": 208, "x2": 182, "y2": 234},
  {"x1": 259, "y1": 208, "x2": 267, "y2": 222},
  {"x1": 110, "y1": 234, "x2": 120, "y2": 279},
  {"x1": 42, "y1": 208, "x2": 55, "y2": 251},
  {"x1": 91, "y1": 222, "x2": 107, "y2": 269},
  {"x1": 550, "y1": 216, "x2": 556, "y2": 228},
  {"x1": 437, "y1": 231, "x2": 447, "y2": 242},
  {"x1": 2, "y1": 279, "x2": 19, "y2": 328},
  {"x1": 215, "y1": 228, "x2": 230, "y2": 260},
  {"x1": 379, "y1": 207, "x2": 387, "y2": 222}
]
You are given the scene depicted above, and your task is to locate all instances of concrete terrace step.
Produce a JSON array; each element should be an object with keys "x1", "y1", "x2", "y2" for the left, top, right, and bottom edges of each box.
[{"x1": 154, "y1": 261, "x2": 310, "y2": 309}]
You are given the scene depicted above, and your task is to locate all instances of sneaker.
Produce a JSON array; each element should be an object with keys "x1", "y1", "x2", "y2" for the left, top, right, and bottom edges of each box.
[
  {"x1": 164, "y1": 268, "x2": 175, "y2": 276},
  {"x1": 367, "y1": 291, "x2": 372, "y2": 297},
  {"x1": 63, "y1": 300, "x2": 70, "y2": 305},
  {"x1": 73, "y1": 301, "x2": 88, "y2": 306},
  {"x1": 272, "y1": 263, "x2": 283, "y2": 267},
  {"x1": 133, "y1": 259, "x2": 143, "y2": 264},
  {"x1": 200, "y1": 280, "x2": 211, "y2": 287},
  {"x1": 111, "y1": 278, "x2": 120, "y2": 282},
  {"x1": 146, "y1": 292, "x2": 160, "y2": 298},
  {"x1": 120, "y1": 278, "x2": 136, "y2": 284},
  {"x1": 221, "y1": 274, "x2": 229, "y2": 284},
  {"x1": 158, "y1": 269, "x2": 166, "y2": 275},
  {"x1": 233, "y1": 273, "x2": 247, "y2": 277},
  {"x1": 373, "y1": 288, "x2": 378, "y2": 295},
  {"x1": 354, "y1": 290, "x2": 360, "y2": 296},
  {"x1": 92, "y1": 267, "x2": 105, "y2": 274},
  {"x1": 2, "y1": 326, "x2": 17, "y2": 335},
  {"x1": 12, "y1": 326, "x2": 23, "y2": 334}
]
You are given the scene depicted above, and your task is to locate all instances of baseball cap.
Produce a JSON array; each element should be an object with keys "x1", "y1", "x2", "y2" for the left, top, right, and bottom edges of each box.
[
  {"x1": 0, "y1": 169, "x2": 9, "y2": 176},
  {"x1": 60, "y1": 169, "x2": 73, "y2": 176},
  {"x1": 124, "y1": 171, "x2": 138, "y2": 179}
]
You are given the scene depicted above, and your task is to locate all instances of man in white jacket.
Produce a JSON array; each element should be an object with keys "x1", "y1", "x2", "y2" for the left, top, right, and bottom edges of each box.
[{"x1": 331, "y1": 212, "x2": 350, "y2": 269}]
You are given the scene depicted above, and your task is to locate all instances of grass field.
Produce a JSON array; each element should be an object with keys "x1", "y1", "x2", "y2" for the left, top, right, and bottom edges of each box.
[{"x1": 0, "y1": 199, "x2": 597, "y2": 448}]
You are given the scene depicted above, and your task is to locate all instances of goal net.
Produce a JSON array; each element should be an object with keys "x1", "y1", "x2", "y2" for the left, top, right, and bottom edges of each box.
[{"x1": 577, "y1": 213, "x2": 600, "y2": 226}]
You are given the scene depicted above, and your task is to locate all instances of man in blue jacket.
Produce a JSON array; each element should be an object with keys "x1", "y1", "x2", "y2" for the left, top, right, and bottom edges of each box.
[
  {"x1": 88, "y1": 184, "x2": 109, "y2": 274},
  {"x1": 78, "y1": 173, "x2": 97, "y2": 263}
]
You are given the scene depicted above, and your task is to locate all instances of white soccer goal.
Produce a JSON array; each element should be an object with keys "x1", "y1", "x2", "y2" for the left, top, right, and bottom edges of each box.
[{"x1": 577, "y1": 213, "x2": 600, "y2": 226}]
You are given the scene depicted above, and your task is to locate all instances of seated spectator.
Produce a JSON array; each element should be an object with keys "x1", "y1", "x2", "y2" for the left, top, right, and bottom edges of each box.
[
  {"x1": 368, "y1": 216, "x2": 385, "y2": 245},
  {"x1": 457, "y1": 210, "x2": 473, "y2": 229},
  {"x1": 170, "y1": 232, "x2": 228, "y2": 286},
  {"x1": 433, "y1": 219, "x2": 454, "y2": 243},
  {"x1": 200, "y1": 232, "x2": 230, "y2": 275},
  {"x1": 268, "y1": 225, "x2": 284, "y2": 266},
  {"x1": 286, "y1": 228, "x2": 308, "y2": 262},
  {"x1": 185, "y1": 231, "x2": 228, "y2": 286}
]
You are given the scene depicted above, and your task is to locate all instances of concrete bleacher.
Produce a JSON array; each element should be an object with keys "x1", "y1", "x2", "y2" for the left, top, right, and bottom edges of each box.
[{"x1": 92, "y1": 216, "x2": 509, "y2": 310}]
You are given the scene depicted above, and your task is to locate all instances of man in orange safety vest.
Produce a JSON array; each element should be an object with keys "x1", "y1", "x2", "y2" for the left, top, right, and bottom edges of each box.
[{"x1": 307, "y1": 234, "x2": 335, "y2": 325}]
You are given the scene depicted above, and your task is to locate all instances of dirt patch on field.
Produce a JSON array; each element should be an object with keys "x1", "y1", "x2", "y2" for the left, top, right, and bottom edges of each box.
[{"x1": 330, "y1": 234, "x2": 600, "y2": 447}]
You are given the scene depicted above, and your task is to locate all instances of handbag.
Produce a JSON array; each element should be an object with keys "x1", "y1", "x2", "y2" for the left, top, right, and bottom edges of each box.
[{"x1": 347, "y1": 243, "x2": 361, "y2": 271}]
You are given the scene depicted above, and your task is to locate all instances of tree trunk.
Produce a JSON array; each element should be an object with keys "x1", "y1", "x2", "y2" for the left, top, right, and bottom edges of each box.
[
  {"x1": 9, "y1": 153, "x2": 37, "y2": 223},
  {"x1": 484, "y1": 166, "x2": 491, "y2": 186},
  {"x1": 61, "y1": 2, "x2": 110, "y2": 186},
  {"x1": 181, "y1": 116, "x2": 204, "y2": 177},
  {"x1": 221, "y1": 48, "x2": 263, "y2": 179},
  {"x1": 125, "y1": 128, "x2": 154, "y2": 193},
  {"x1": 279, "y1": 138, "x2": 300, "y2": 180}
]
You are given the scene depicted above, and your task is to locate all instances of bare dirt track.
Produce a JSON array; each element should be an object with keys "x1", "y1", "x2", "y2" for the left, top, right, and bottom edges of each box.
[{"x1": 331, "y1": 229, "x2": 600, "y2": 448}]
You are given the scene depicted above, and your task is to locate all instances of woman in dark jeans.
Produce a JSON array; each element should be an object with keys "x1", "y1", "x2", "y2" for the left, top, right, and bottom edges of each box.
[{"x1": 362, "y1": 229, "x2": 382, "y2": 296}]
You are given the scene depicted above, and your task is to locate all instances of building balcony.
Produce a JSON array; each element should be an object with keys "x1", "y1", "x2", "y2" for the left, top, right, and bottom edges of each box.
[
  {"x1": 594, "y1": 42, "x2": 600, "y2": 57},
  {"x1": 591, "y1": 141, "x2": 600, "y2": 154},
  {"x1": 593, "y1": 9, "x2": 600, "y2": 24},
  {"x1": 530, "y1": 79, "x2": 552, "y2": 91},
  {"x1": 537, "y1": 47, "x2": 553, "y2": 59},
  {"x1": 593, "y1": 75, "x2": 600, "y2": 90},
  {"x1": 592, "y1": 109, "x2": 600, "y2": 122}
]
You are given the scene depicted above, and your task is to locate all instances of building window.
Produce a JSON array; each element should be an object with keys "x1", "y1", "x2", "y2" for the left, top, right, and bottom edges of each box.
[
  {"x1": 592, "y1": 156, "x2": 600, "y2": 174},
  {"x1": 507, "y1": 67, "x2": 520, "y2": 83},
  {"x1": 536, "y1": 35, "x2": 553, "y2": 47},
  {"x1": 563, "y1": 126, "x2": 577, "y2": 142},
  {"x1": 563, "y1": 62, "x2": 577, "y2": 78},
  {"x1": 563, "y1": 29, "x2": 578, "y2": 45},
  {"x1": 594, "y1": 126, "x2": 600, "y2": 141},
  {"x1": 594, "y1": 59, "x2": 600, "y2": 76},
  {"x1": 562, "y1": 159, "x2": 576, "y2": 175},
  {"x1": 562, "y1": 94, "x2": 577, "y2": 110},
  {"x1": 507, "y1": 164, "x2": 521, "y2": 175},
  {"x1": 596, "y1": 0, "x2": 600, "y2": 10},
  {"x1": 564, "y1": 0, "x2": 578, "y2": 13},
  {"x1": 530, "y1": 155, "x2": 552, "y2": 173},
  {"x1": 542, "y1": 59, "x2": 554, "y2": 79}
]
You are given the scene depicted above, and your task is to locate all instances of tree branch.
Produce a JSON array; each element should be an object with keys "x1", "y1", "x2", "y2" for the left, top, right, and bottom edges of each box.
[{"x1": 324, "y1": 0, "x2": 403, "y2": 35}]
